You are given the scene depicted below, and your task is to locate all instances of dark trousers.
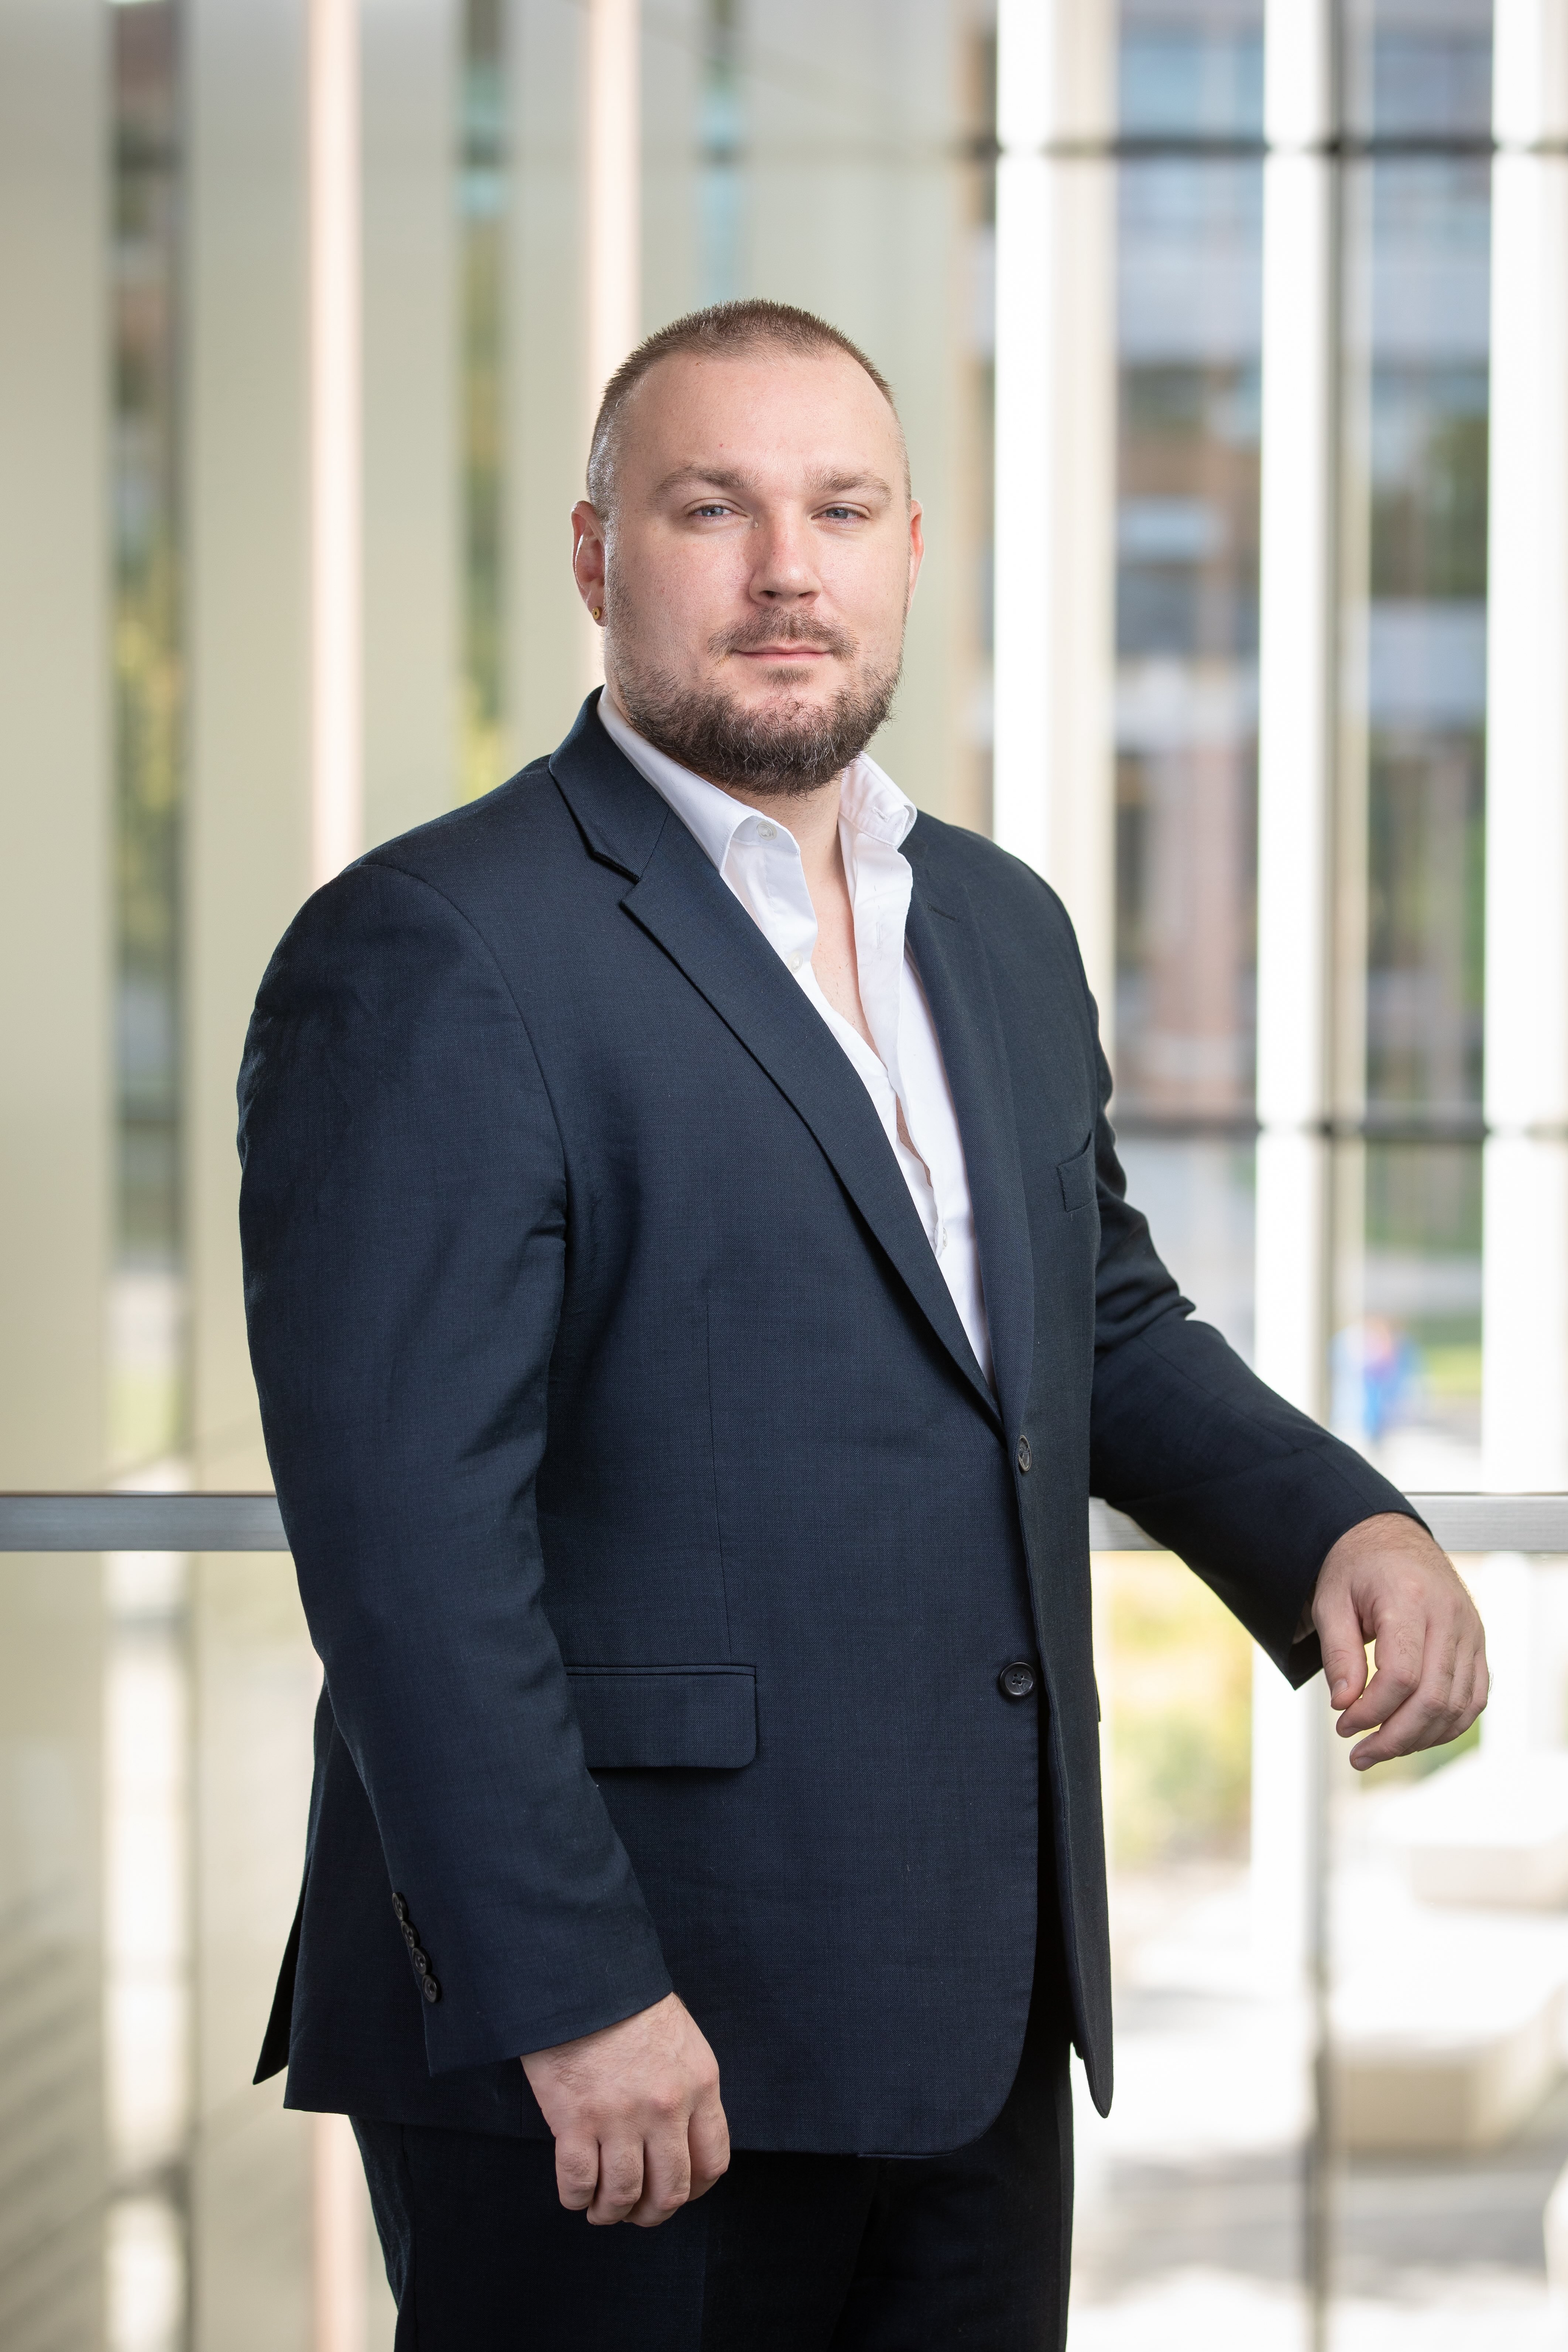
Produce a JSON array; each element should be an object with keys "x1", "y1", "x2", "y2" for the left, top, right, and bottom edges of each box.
[{"x1": 352, "y1": 1989, "x2": 1073, "y2": 2351}]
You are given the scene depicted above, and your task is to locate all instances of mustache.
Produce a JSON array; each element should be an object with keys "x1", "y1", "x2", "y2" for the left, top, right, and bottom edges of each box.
[{"x1": 711, "y1": 615, "x2": 856, "y2": 660}]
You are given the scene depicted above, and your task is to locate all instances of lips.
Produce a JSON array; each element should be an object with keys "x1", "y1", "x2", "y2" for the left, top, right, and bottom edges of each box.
[{"x1": 720, "y1": 624, "x2": 852, "y2": 660}]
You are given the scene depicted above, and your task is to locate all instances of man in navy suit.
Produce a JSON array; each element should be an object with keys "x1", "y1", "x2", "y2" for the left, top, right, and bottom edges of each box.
[{"x1": 239, "y1": 301, "x2": 1487, "y2": 2348}]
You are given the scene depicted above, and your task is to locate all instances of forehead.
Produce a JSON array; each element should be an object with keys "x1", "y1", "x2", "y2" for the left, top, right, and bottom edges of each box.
[{"x1": 616, "y1": 346, "x2": 905, "y2": 487}]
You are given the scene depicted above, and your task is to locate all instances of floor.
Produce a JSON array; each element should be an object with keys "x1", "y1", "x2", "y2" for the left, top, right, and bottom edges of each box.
[{"x1": 1067, "y1": 1865, "x2": 1568, "y2": 2350}]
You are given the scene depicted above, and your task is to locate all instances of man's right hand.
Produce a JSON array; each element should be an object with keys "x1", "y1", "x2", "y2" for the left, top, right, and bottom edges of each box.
[{"x1": 521, "y1": 1991, "x2": 730, "y2": 2227}]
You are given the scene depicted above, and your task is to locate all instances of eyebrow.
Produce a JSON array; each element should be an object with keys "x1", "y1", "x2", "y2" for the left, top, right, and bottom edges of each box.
[{"x1": 655, "y1": 464, "x2": 896, "y2": 504}]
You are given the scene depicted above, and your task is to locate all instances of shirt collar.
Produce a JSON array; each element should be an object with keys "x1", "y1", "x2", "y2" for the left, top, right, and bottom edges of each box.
[{"x1": 596, "y1": 691, "x2": 916, "y2": 870}]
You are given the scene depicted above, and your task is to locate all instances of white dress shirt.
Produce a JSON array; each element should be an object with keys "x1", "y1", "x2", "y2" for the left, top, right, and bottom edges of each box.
[{"x1": 598, "y1": 695, "x2": 994, "y2": 1384}]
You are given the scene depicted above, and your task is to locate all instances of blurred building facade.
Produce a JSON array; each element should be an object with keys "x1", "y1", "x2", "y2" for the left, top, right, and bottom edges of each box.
[{"x1": 3, "y1": 0, "x2": 1566, "y2": 2345}]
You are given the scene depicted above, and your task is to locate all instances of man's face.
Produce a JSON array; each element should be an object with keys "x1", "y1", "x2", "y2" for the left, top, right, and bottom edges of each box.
[{"x1": 572, "y1": 347, "x2": 923, "y2": 796}]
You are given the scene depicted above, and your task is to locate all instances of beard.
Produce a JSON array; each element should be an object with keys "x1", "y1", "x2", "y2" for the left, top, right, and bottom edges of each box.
[{"x1": 608, "y1": 596, "x2": 901, "y2": 799}]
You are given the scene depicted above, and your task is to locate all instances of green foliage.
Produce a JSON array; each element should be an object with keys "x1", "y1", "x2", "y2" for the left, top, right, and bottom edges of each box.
[
  {"x1": 1106, "y1": 1558, "x2": 1254, "y2": 1866},
  {"x1": 1369, "y1": 376, "x2": 1489, "y2": 602}
]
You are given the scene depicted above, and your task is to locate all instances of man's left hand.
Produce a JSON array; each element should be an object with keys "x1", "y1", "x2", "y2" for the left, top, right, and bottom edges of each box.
[{"x1": 1312, "y1": 1512, "x2": 1488, "y2": 1769}]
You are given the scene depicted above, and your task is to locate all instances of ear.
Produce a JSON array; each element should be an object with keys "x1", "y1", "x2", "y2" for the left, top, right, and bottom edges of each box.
[
  {"x1": 572, "y1": 500, "x2": 608, "y2": 617},
  {"x1": 905, "y1": 498, "x2": 925, "y2": 611}
]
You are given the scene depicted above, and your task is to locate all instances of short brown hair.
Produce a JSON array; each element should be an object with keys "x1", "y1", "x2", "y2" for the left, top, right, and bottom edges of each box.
[{"x1": 586, "y1": 298, "x2": 906, "y2": 512}]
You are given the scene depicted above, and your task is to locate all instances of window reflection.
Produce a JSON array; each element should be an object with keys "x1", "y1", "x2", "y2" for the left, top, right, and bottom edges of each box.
[
  {"x1": 1113, "y1": 14, "x2": 1263, "y2": 1365},
  {"x1": 112, "y1": 0, "x2": 186, "y2": 1480},
  {"x1": 1335, "y1": 144, "x2": 1489, "y2": 1481},
  {"x1": 4, "y1": 0, "x2": 1564, "y2": 2344}
]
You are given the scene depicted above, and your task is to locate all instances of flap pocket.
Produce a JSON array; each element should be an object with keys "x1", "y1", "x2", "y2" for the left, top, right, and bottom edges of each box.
[
  {"x1": 567, "y1": 1665, "x2": 757, "y2": 1770},
  {"x1": 1057, "y1": 1136, "x2": 1097, "y2": 1213}
]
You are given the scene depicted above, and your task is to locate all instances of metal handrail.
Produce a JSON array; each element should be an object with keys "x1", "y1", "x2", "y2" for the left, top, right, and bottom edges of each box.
[
  {"x1": 3, "y1": 1490, "x2": 1567, "y2": 1552},
  {"x1": 3, "y1": 1477, "x2": 1557, "y2": 2343},
  {"x1": 0, "y1": 1492, "x2": 291, "y2": 1550}
]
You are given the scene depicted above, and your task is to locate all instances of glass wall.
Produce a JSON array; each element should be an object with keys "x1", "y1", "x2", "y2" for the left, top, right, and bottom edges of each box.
[
  {"x1": 4, "y1": 1, "x2": 1568, "y2": 2346},
  {"x1": 3, "y1": 3, "x2": 998, "y2": 2343},
  {"x1": 1077, "y1": 4, "x2": 1568, "y2": 2348},
  {"x1": 1114, "y1": 0, "x2": 1264, "y2": 1364},
  {"x1": 1332, "y1": 0, "x2": 1492, "y2": 1487}
]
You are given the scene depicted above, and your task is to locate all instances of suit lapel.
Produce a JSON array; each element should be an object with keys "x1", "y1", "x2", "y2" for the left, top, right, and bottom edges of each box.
[
  {"x1": 549, "y1": 700, "x2": 999, "y2": 1426},
  {"x1": 622, "y1": 819, "x2": 1002, "y2": 1423},
  {"x1": 903, "y1": 843, "x2": 1036, "y2": 1445}
]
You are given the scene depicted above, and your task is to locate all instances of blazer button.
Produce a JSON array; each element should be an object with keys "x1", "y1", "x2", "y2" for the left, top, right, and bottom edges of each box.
[
  {"x1": 422, "y1": 1975, "x2": 442, "y2": 2003},
  {"x1": 998, "y1": 1660, "x2": 1037, "y2": 1701},
  {"x1": 411, "y1": 1948, "x2": 430, "y2": 1975},
  {"x1": 1016, "y1": 1435, "x2": 1032, "y2": 1473},
  {"x1": 391, "y1": 1892, "x2": 409, "y2": 1923}
]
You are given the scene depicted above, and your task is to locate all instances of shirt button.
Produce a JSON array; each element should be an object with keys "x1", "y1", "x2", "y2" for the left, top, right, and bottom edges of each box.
[
  {"x1": 758, "y1": 821, "x2": 776, "y2": 840},
  {"x1": 789, "y1": 951, "x2": 805, "y2": 971},
  {"x1": 998, "y1": 1660, "x2": 1037, "y2": 1701},
  {"x1": 1016, "y1": 1436, "x2": 1032, "y2": 1474}
]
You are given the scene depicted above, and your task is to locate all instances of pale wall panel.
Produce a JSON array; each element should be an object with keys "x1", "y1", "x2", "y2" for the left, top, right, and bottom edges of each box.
[
  {"x1": 184, "y1": 3, "x2": 316, "y2": 2330},
  {"x1": 741, "y1": 0, "x2": 986, "y2": 829},
  {"x1": 0, "y1": 0, "x2": 111, "y2": 1491},
  {"x1": 507, "y1": 0, "x2": 590, "y2": 763},
  {"x1": 185, "y1": 0, "x2": 312, "y2": 1492},
  {"x1": 0, "y1": 15, "x2": 110, "y2": 2332},
  {"x1": 641, "y1": 0, "x2": 704, "y2": 329},
  {"x1": 363, "y1": 0, "x2": 461, "y2": 845},
  {"x1": 189, "y1": 1556, "x2": 319, "y2": 2349}
]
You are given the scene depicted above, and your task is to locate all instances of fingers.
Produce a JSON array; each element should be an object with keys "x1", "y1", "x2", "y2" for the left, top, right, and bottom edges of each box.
[
  {"x1": 565, "y1": 2103, "x2": 729, "y2": 2231},
  {"x1": 554, "y1": 2101, "x2": 730, "y2": 2230},
  {"x1": 586, "y1": 2135, "x2": 646, "y2": 2227},
  {"x1": 1314, "y1": 1581, "x2": 1372, "y2": 1715},
  {"x1": 554, "y1": 2133, "x2": 600, "y2": 2214},
  {"x1": 626, "y1": 2109, "x2": 692, "y2": 2229},
  {"x1": 627, "y1": 2073, "x2": 729, "y2": 2226},
  {"x1": 1313, "y1": 1526, "x2": 1490, "y2": 1769},
  {"x1": 522, "y1": 1992, "x2": 727, "y2": 2229},
  {"x1": 687, "y1": 2091, "x2": 732, "y2": 2203},
  {"x1": 1345, "y1": 1617, "x2": 1488, "y2": 1770},
  {"x1": 1335, "y1": 1609, "x2": 1425, "y2": 1738}
]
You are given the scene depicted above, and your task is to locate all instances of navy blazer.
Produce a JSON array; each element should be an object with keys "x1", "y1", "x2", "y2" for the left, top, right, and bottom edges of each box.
[{"x1": 239, "y1": 693, "x2": 1413, "y2": 2152}]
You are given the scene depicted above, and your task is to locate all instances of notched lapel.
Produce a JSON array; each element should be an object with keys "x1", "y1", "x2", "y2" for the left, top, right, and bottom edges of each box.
[
  {"x1": 622, "y1": 824, "x2": 999, "y2": 1424},
  {"x1": 548, "y1": 695, "x2": 998, "y2": 1423},
  {"x1": 547, "y1": 691, "x2": 671, "y2": 879},
  {"x1": 905, "y1": 855, "x2": 1036, "y2": 1443}
]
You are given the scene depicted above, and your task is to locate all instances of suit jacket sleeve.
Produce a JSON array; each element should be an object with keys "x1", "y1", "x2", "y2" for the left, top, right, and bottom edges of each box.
[
  {"x1": 1084, "y1": 1038, "x2": 1422, "y2": 1689},
  {"x1": 237, "y1": 858, "x2": 673, "y2": 2074}
]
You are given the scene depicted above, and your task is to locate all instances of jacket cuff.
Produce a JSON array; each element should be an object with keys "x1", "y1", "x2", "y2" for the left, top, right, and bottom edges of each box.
[
  {"x1": 419, "y1": 1911, "x2": 675, "y2": 2077},
  {"x1": 1122, "y1": 1446, "x2": 1427, "y2": 1682}
]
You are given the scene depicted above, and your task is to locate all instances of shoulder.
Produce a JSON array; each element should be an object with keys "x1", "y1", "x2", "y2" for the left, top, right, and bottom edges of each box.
[
  {"x1": 907, "y1": 812, "x2": 1082, "y2": 956},
  {"x1": 364, "y1": 757, "x2": 578, "y2": 903},
  {"x1": 259, "y1": 760, "x2": 591, "y2": 990}
]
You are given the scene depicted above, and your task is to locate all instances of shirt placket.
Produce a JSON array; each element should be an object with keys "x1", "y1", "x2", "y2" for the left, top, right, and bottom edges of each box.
[{"x1": 844, "y1": 824, "x2": 943, "y2": 1252}]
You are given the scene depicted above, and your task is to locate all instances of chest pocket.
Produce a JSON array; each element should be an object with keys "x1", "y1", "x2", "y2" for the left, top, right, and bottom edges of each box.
[
  {"x1": 568, "y1": 1664, "x2": 757, "y2": 1769},
  {"x1": 1057, "y1": 1137, "x2": 1097, "y2": 1213}
]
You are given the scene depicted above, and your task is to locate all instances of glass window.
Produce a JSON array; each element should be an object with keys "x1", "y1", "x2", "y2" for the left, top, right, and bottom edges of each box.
[
  {"x1": 6, "y1": 3, "x2": 1567, "y2": 2344},
  {"x1": 1335, "y1": 16, "x2": 1491, "y2": 1485}
]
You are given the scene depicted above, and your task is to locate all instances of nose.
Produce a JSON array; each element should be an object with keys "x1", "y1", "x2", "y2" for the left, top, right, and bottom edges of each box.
[{"x1": 749, "y1": 514, "x2": 821, "y2": 603}]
